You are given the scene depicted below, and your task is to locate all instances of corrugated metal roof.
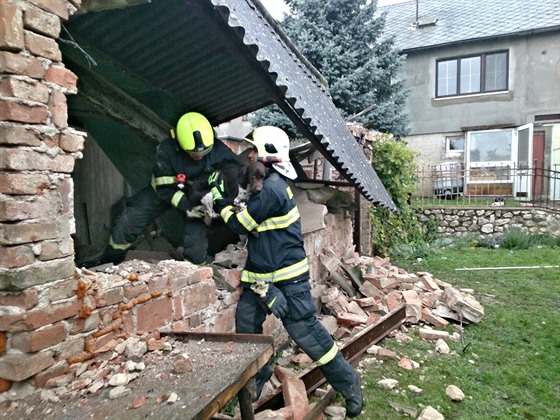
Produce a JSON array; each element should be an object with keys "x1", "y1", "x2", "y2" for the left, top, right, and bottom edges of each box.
[
  {"x1": 380, "y1": 0, "x2": 560, "y2": 52},
  {"x1": 63, "y1": 0, "x2": 395, "y2": 209}
]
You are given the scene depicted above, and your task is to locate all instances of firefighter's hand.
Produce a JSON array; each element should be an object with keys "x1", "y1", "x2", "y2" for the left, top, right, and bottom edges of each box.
[
  {"x1": 208, "y1": 171, "x2": 225, "y2": 202},
  {"x1": 251, "y1": 283, "x2": 288, "y2": 319},
  {"x1": 186, "y1": 207, "x2": 206, "y2": 219}
]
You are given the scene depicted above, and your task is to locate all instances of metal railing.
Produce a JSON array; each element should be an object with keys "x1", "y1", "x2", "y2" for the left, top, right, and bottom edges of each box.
[{"x1": 413, "y1": 163, "x2": 560, "y2": 211}]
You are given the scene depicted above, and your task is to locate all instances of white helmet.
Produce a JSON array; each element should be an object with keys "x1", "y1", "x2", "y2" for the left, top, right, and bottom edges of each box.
[{"x1": 244, "y1": 126, "x2": 297, "y2": 180}]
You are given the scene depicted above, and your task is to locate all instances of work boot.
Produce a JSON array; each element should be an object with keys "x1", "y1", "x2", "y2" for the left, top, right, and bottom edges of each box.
[
  {"x1": 81, "y1": 246, "x2": 126, "y2": 269},
  {"x1": 341, "y1": 371, "x2": 363, "y2": 418},
  {"x1": 253, "y1": 365, "x2": 273, "y2": 402}
]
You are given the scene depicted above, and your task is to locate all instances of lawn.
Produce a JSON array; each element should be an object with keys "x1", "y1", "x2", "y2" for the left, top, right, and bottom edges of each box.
[{"x1": 354, "y1": 245, "x2": 560, "y2": 419}]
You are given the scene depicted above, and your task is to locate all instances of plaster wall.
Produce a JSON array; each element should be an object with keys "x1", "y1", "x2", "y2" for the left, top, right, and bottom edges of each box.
[{"x1": 402, "y1": 32, "x2": 560, "y2": 135}]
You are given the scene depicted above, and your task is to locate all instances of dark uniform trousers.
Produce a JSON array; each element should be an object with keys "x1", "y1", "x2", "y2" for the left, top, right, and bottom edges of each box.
[
  {"x1": 104, "y1": 186, "x2": 208, "y2": 264},
  {"x1": 235, "y1": 280, "x2": 357, "y2": 393}
]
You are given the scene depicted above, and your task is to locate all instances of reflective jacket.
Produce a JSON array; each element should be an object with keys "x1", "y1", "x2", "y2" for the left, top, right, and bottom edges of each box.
[
  {"x1": 150, "y1": 137, "x2": 242, "y2": 212},
  {"x1": 219, "y1": 170, "x2": 309, "y2": 285}
]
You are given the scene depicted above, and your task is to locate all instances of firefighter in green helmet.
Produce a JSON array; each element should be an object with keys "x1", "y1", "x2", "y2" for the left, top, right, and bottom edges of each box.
[{"x1": 82, "y1": 112, "x2": 243, "y2": 268}]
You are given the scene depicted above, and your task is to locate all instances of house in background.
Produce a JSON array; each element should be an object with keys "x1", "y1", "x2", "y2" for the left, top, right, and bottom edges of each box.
[{"x1": 379, "y1": 0, "x2": 560, "y2": 201}]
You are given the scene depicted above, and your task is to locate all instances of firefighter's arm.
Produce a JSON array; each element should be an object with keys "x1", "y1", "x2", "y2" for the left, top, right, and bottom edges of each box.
[
  {"x1": 151, "y1": 147, "x2": 191, "y2": 212},
  {"x1": 208, "y1": 171, "x2": 229, "y2": 212}
]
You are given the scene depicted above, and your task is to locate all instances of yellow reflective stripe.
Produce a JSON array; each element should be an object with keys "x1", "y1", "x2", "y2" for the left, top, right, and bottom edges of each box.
[
  {"x1": 237, "y1": 208, "x2": 259, "y2": 231},
  {"x1": 108, "y1": 236, "x2": 133, "y2": 251},
  {"x1": 152, "y1": 175, "x2": 176, "y2": 186},
  {"x1": 316, "y1": 343, "x2": 339, "y2": 366},
  {"x1": 256, "y1": 207, "x2": 299, "y2": 232},
  {"x1": 241, "y1": 257, "x2": 309, "y2": 283},
  {"x1": 171, "y1": 190, "x2": 185, "y2": 207},
  {"x1": 267, "y1": 296, "x2": 277, "y2": 308},
  {"x1": 287, "y1": 186, "x2": 293, "y2": 199},
  {"x1": 220, "y1": 205, "x2": 235, "y2": 223}
]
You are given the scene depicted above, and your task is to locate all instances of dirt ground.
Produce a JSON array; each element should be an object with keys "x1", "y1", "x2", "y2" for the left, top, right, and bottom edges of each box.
[{"x1": 1, "y1": 335, "x2": 272, "y2": 420}]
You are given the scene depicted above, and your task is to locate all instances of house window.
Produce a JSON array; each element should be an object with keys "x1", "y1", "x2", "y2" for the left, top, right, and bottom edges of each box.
[
  {"x1": 467, "y1": 129, "x2": 513, "y2": 163},
  {"x1": 436, "y1": 51, "x2": 508, "y2": 98},
  {"x1": 445, "y1": 135, "x2": 465, "y2": 158}
]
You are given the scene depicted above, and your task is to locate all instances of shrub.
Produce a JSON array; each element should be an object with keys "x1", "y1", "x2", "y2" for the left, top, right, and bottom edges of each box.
[
  {"x1": 501, "y1": 227, "x2": 531, "y2": 250},
  {"x1": 369, "y1": 135, "x2": 433, "y2": 257}
]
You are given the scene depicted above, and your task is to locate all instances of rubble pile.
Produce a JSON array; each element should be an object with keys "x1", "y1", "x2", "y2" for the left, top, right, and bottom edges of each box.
[
  {"x1": 316, "y1": 248, "x2": 484, "y2": 337},
  {"x1": 1, "y1": 243, "x2": 485, "y2": 419}
]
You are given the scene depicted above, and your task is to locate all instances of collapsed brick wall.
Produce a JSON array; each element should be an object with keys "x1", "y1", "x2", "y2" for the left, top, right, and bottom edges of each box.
[
  {"x1": 0, "y1": 209, "x2": 353, "y2": 394},
  {"x1": 0, "y1": 0, "x2": 357, "y2": 396}
]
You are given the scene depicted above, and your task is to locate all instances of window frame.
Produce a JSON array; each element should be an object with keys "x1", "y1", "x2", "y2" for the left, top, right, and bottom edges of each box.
[
  {"x1": 436, "y1": 50, "x2": 509, "y2": 98},
  {"x1": 445, "y1": 135, "x2": 465, "y2": 158}
]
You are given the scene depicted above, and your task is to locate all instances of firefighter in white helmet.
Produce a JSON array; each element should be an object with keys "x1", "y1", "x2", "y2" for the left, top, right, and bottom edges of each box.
[{"x1": 208, "y1": 126, "x2": 364, "y2": 417}]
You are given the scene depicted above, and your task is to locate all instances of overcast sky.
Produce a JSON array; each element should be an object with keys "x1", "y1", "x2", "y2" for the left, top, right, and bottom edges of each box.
[{"x1": 260, "y1": 0, "x2": 411, "y2": 20}]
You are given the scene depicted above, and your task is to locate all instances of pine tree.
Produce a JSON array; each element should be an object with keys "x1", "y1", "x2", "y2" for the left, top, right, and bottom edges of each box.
[{"x1": 251, "y1": 0, "x2": 409, "y2": 138}]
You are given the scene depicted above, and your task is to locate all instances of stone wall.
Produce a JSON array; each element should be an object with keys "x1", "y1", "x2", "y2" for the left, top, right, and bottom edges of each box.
[{"x1": 419, "y1": 207, "x2": 560, "y2": 238}]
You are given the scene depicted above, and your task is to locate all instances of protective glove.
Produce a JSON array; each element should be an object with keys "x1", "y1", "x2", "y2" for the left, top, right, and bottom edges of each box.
[
  {"x1": 208, "y1": 171, "x2": 228, "y2": 211},
  {"x1": 251, "y1": 283, "x2": 288, "y2": 319},
  {"x1": 186, "y1": 207, "x2": 206, "y2": 219}
]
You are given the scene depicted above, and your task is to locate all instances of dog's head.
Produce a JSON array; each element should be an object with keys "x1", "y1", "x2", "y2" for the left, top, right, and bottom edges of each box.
[{"x1": 242, "y1": 161, "x2": 266, "y2": 194}]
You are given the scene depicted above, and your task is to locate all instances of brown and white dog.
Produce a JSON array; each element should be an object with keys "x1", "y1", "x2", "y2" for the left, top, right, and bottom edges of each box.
[{"x1": 187, "y1": 161, "x2": 266, "y2": 224}]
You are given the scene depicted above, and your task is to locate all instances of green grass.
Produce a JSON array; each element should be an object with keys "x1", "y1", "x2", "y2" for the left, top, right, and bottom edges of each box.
[{"x1": 356, "y1": 245, "x2": 560, "y2": 419}]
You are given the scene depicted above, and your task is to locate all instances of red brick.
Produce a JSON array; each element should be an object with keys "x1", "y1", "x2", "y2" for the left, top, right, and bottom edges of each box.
[
  {"x1": 0, "y1": 221, "x2": 58, "y2": 245},
  {"x1": 13, "y1": 298, "x2": 80, "y2": 332},
  {"x1": 212, "y1": 307, "x2": 235, "y2": 333},
  {"x1": 0, "y1": 378, "x2": 12, "y2": 392},
  {"x1": 23, "y1": 5, "x2": 61, "y2": 38},
  {"x1": 0, "y1": 332, "x2": 6, "y2": 354},
  {"x1": 0, "y1": 51, "x2": 45, "y2": 78},
  {"x1": 148, "y1": 274, "x2": 169, "y2": 292},
  {"x1": 25, "y1": 30, "x2": 61, "y2": 61},
  {"x1": 45, "y1": 65, "x2": 77, "y2": 91},
  {"x1": 169, "y1": 264, "x2": 213, "y2": 291},
  {"x1": 33, "y1": 363, "x2": 71, "y2": 388},
  {"x1": 48, "y1": 278, "x2": 77, "y2": 301},
  {"x1": 92, "y1": 332, "x2": 120, "y2": 353},
  {"x1": 337, "y1": 312, "x2": 368, "y2": 327},
  {"x1": 69, "y1": 313, "x2": 99, "y2": 334},
  {"x1": 0, "y1": 195, "x2": 50, "y2": 221},
  {"x1": 95, "y1": 287, "x2": 123, "y2": 306},
  {"x1": 54, "y1": 337, "x2": 84, "y2": 361},
  {"x1": 0, "y1": 350, "x2": 55, "y2": 381},
  {"x1": 0, "y1": 288, "x2": 38, "y2": 310},
  {"x1": 48, "y1": 153, "x2": 74, "y2": 172},
  {"x1": 38, "y1": 238, "x2": 74, "y2": 261},
  {"x1": 221, "y1": 268, "x2": 241, "y2": 290},
  {"x1": 48, "y1": 88, "x2": 67, "y2": 127},
  {"x1": 0, "y1": 148, "x2": 48, "y2": 171},
  {"x1": 121, "y1": 310, "x2": 133, "y2": 333},
  {"x1": 0, "y1": 172, "x2": 50, "y2": 194},
  {"x1": 59, "y1": 131, "x2": 84, "y2": 152},
  {"x1": 173, "y1": 295, "x2": 183, "y2": 321},
  {"x1": 0, "y1": 124, "x2": 42, "y2": 146},
  {"x1": 0, "y1": 1, "x2": 24, "y2": 51},
  {"x1": 281, "y1": 375, "x2": 309, "y2": 420},
  {"x1": 0, "y1": 244, "x2": 35, "y2": 268},
  {"x1": 0, "y1": 77, "x2": 49, "y2": 103},
  {"x1": 12, "y1": 323, "x2": 67, "y2": 352},
  {"x1": 136, "y1": 297, "x2": 173, "y2": 334},
  {"x1": 124, "y1": 283, "x2": 148, "y2": 299},
  {"x1": 0, "y1": 100, "x2": 47, "y2": 124},
  {"x1": 28, "y1": 0, "x2": 69, "y2": 20},
  {"x1": 182, "y1": 282, "x2": 216, "y2": 316}
]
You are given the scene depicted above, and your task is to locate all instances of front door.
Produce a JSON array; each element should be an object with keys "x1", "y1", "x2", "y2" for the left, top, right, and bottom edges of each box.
[{"x1": 532, "y1": 132, "x2": 545, "y2": 196}]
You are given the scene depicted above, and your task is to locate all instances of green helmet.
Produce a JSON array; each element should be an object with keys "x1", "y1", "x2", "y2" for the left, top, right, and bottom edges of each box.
[{"x1": 175, "y1": 112, "x2": 214, "y2": 158}]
